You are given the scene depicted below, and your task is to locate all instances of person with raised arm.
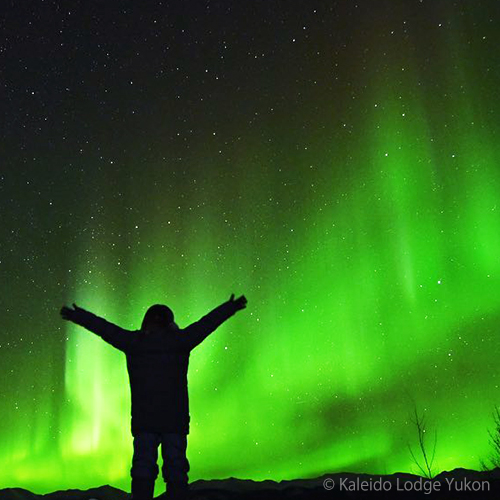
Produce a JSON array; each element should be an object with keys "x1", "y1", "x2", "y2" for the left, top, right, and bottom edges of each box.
[{"x1": 60, "y1": 293, "x2": 248, "y2": 500}]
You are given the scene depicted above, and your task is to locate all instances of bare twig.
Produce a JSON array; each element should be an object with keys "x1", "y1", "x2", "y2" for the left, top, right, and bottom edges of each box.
[
  {"x1": 407, "y1": 406, "x2": 437, "y2": 479},
  {"x1": 481, "y1": 405, "x2": 500, "y2": 470}
]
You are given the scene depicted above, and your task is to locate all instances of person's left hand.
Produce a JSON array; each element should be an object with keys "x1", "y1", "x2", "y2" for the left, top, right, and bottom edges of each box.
[{"x1": 60, "y1": 303, "x2": 84, "y2": 321}]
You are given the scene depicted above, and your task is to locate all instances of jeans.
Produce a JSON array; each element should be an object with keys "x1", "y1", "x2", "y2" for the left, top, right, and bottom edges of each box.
[{"x1": 131, "y1": 432, "x2": 190, "y2": 486}]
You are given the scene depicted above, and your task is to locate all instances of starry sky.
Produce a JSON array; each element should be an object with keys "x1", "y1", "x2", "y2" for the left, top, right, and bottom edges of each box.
[{"x1": 1, "y1": 0, "x2": 500, "y2": 494}]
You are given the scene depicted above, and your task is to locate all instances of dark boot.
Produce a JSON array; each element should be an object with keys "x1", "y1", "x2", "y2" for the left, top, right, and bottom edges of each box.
[
  {"x1": 132, "y1": 477, "x2": 156, "y2": 500},
  {"x1": 166, "y1": 481, "x2": 189, "y2": 500}
]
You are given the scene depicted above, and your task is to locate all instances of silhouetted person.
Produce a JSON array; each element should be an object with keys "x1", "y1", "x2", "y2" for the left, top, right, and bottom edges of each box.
[{"x1": 60, "y1": 293, "x2": 248, "y2": 500}]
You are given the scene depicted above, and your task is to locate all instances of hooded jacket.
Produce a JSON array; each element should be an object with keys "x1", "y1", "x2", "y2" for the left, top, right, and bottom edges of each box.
[{"x1": 69, "y1": 299, "x2": 239, "y2": 435}]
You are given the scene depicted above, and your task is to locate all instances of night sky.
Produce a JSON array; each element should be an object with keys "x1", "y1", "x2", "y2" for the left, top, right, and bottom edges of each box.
[{"x1": 1, "y1": 0, "x2": 500, "y2": 494}]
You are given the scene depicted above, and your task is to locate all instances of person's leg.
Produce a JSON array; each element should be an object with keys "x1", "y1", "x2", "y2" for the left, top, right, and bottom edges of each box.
[
  {"x1": 160, "y1": 433, "x2": 190, "y2": 499},
  {"x1": 131, "y1": 432, "x2": 161, "y2": 500}
]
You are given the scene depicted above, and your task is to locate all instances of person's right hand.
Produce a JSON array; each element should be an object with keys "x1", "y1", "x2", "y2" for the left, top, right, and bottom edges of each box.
[{"x1": 229, "y1": 293, "x2": 247, "y2": 311}]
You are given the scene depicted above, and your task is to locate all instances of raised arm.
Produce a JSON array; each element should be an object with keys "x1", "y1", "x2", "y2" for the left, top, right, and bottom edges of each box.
[
  {"x1": 182, "y1": 294, "x2": 247, "y2": 350},
  {"x1": 60, "y1": 303, "x2": 137, "y2": 353}
]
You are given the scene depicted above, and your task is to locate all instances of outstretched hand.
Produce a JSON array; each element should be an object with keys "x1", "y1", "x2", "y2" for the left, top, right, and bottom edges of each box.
[
  {"x1": 60, "y1": 303, "x2": 85, "y2": 322},
  {"x1": 229, "y1": 293, "x2": 247, "y2": 311}
]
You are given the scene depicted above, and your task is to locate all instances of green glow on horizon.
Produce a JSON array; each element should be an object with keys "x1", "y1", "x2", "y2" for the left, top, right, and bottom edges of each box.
[{"x1": 1, "y1": 5, "x2": 500, "y2": 496}]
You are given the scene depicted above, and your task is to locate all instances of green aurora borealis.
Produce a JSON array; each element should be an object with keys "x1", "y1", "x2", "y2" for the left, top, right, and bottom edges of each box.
[{"x1": 1, "y1": 0, "x2": 500, "y2": 494}]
